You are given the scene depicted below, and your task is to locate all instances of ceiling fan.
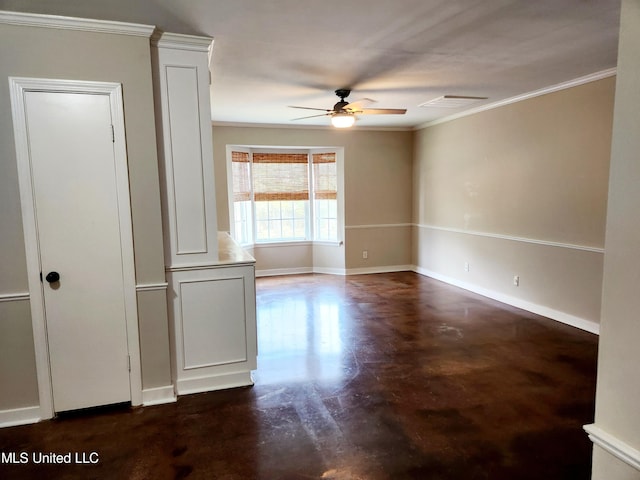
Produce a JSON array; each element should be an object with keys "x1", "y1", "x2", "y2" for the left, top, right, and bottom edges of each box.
[{"x1": 290, "y1": 89, "x2": 406, "y2": 128}]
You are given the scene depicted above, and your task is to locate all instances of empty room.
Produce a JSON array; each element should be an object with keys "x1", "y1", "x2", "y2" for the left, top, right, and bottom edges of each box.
[{"x1": 1, "y1": 1, "x2": 639, "y2": 479}]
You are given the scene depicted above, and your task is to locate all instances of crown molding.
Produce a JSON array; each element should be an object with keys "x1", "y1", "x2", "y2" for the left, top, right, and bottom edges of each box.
[
  {"x1": 416, "y1": 67, "x2": 618, "y2": 130},
  {"x1": 0, "y1": 9, "x2": 154, "y2": 37},
  {"x1": 151, "y1": 31, "x2": 213, "y2": 52}
]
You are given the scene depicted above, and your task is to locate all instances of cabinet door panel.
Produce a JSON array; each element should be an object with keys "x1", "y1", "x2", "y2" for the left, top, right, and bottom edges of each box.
[{"x1": 180, "y1": 276, "x2": 248, "y2": 369}]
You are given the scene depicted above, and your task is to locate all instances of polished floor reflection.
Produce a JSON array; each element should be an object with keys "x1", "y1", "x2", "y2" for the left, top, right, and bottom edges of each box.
[{"x1": 0, "y1": 272, "x2": 598, "y2": 479}]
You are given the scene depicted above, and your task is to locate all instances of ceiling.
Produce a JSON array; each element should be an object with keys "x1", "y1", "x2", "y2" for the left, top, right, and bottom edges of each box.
[{"x1": 0, "y1": 0, "x2": 622, "y2": 129}]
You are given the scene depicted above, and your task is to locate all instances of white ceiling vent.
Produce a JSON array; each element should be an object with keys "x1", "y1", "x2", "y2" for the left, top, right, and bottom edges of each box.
[{"x1": 419, "y1": 95, "x2": 488, "y2": 109}]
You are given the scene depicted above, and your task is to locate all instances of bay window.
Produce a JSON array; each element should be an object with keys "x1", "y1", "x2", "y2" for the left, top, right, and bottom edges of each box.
[{"x1": 227, "y1": 148, "x2": 341, "y2": 245}]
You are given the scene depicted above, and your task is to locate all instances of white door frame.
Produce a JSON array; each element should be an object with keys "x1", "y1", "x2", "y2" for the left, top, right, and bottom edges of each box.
[{"x1": 8, "y1": 77, "x2": 142, "y2": 419}]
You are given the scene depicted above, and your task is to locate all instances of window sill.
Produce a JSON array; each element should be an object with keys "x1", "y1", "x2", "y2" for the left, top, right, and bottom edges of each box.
[{"x1": 240, "y1": 240, "x2": 343, "y2": 248}]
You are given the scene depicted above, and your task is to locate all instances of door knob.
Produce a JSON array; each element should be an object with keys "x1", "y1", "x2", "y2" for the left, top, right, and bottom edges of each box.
[{"x1": 45, "y1": 271, "x2": 60, "y2": 283}]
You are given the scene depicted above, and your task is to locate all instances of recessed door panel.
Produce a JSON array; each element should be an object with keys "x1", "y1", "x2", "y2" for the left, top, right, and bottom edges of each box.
[{"x1": 180, "y1": 277, "x2": 248, "y2": 369}]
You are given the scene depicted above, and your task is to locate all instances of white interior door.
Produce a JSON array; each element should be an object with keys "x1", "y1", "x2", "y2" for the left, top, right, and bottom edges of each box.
[{"x1": 22, "y1": 89, "x2": 132, "y2": 412}]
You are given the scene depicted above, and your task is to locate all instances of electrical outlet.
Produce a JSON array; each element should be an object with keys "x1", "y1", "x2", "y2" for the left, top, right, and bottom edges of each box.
[
  {"x1": 362, "y1": 250, "x2": 368, "y2": 259},
  {"x1": 464, "y1": 262, "x2": 470, "y2": 272},
  {"x1": 513, "y1": 275, "x2": 520, "y2": 286}
]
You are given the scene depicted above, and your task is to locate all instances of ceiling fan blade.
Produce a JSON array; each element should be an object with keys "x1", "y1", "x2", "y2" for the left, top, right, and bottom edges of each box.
[
  {"x1": 291, "y1": 113, "x2": 332, "y2": 121},
  {"x1": 345, "y1": 98, "x2": 375, "y2": 111},
  {"x1": 289, "y1": 105, "x2": 332, "y2": 112},
  {"x1": 359, "y1": 108, "x2": 407, "y2": 115}
]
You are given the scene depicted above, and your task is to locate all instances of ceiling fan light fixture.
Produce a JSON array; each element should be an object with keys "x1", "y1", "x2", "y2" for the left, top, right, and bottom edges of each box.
[{"x1": 331, "y1": 112, "x2": 355, "y2": 128}]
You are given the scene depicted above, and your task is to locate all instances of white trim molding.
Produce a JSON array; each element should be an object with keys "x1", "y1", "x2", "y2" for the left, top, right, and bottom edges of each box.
[
  {"x1": 346, "y1": 223, "x2": 412, "y2": 230},
  {"x1": 244, "y1": 240, "x2": 344, "y2": 249},
  {"x1": 414, "y1": 266, "x2": 600, "y2": 334},
  {"x1": 176, "y1": 371, "x2": 254, "y2": 396},
  {"x1": 0, "y1": 406, "x2": 41, "y2": 428},
  {"x1": 0, "y1": 10, "x2": 154, "y2": 37},
  {"x1": 255, "y1": 265, "x2": 414, "y2": 277},
  {"x1": 142, "y1": 385, "x2": 177, "y2": 406},
  {"x1": 136, "y1": 282, "x2": 169, "y2": 292},
  {"x1": 0, "y1": 292, "x2": 30, "y2": 303},
  {"x1": 151, "y1": 32, "x2": 213, "y2": 53},
  {"x1": 585, "y1": 424, "x2": 640, "y2": 472},
  {"x1": 418, "y1": 68, "x2": 617, "y2": 129},
  {"x1": 416, "y1": 223, "x2": 605, "y2": 254},
  {"x1": 347, "y1": 265, "x2": 414, "y2": 276},
  {"x1": 256, "y1": 267, "x2": 314, "y2": 277}
]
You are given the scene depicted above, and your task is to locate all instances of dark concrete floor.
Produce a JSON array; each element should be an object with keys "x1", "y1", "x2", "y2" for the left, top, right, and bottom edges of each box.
[{"x1": 0, "y1": 272, "x2": 598, "y2": 479}]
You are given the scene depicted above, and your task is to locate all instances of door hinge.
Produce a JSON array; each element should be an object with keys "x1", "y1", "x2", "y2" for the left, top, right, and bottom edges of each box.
[
  {"x1": 127, "y1": 355, "x2": 131, "y2": 372},
  {"x1": 110, "y1": 124, "x2": 115, "y2": 143}
]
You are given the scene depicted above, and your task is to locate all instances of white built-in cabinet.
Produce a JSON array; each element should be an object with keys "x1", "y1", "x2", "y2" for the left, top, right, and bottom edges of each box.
[
  {"x1": 152, "y1": 32, "x2": 257, "y2": 395},
  {"x1": 152, "y1": 32, "x2": 218, "y2": 266}
]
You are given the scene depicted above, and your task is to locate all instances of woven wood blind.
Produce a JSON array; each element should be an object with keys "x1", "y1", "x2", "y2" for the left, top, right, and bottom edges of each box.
[
  {"x1": 252, "y1": 153, "x2": 309, "y2": 201},
  {"x1": 312, "y1": 153, "x2": 337, "y2": 200},
  {"x1": 231, "y1": 151, "x2": 251, "y2": 202}
]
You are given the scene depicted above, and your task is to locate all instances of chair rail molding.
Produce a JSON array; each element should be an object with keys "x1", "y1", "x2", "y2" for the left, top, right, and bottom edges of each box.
[
  {"x1": 415, "y1": 223, "x2": 605, "y2": 253},
  {"x1": 0, "y1": 292, "x2": 30, "y2": 303},
  {"x1": 136, "y1": 282, "x2": 169, "y2": 292}
]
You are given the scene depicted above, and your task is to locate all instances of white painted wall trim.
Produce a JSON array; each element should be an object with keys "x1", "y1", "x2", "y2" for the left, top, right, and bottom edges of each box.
[
  {"x1": 416, "y1": 223, "x2": 605, "y2": 254},
  {"x1": 346, "y1": 223, "x2": 412, "y2": 230},
  {"x1": 136, "y1": 282, "x2": 169, "y2": 292},
  {"x1": 346, "y1": 265, "x2": 414, "y2": 275},
  {"x1": 141, "y1": 385, "x2": 177, "y2": 406},
  {"x1": 256, "y1": 267, "x2": 314, "y2": 277},
  {"x1": 256, "y1": 265, "x2": 414, "y2": 277},
  {"x1": 414, "y1": 266, "x2": 600, "y2": 334},
  {"x1": 0, "y1": 10, "x2": 154, "y2": 37},
  {"x1": 313, "y1": 267, "x2": 347, "y2": 276},
  {"x1": 252, "y1": 241, "x2": 313, "y2": 248},
  {"x1": 417, "y1": 68, "x2": 617, "y2": 129},
  {"x1": 585, "y1": 424, "x2": 640, "y2": 472},
  {"x1": 244, "y1": 240, "x2": 343, "y2": 248},
  {"x1": 151, "y1": 32, "x2": 213, "y2": 53},
  {"x1": 176, "y1": 371, "x2": 254, "y2": 396},
  {"x1": 0, "y1": 406, "x2": 40, "y2": 428},
  {"x1": 167, "y1": 262, "x2": 255, "y2": 273},
  {"x1": 0, "y1": 292, "x2": 30, "y2": 303}
]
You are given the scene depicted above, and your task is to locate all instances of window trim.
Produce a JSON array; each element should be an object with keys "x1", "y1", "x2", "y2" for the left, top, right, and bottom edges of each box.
[{"x1": 226, "y1": 145, "x2": 344, "y2": 247}]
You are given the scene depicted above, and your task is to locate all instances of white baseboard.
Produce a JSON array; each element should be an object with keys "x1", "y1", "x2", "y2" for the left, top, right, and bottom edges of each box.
[
  {"x1": 0, "y1": 405, "x2": 40, "y2": 428},
  {"x1": 312, "y1": 267, "x2": 347, "y2": 275},
  {"x1": 0, "y1": 390, "x2": 177, "y2": 428},
  {"x1": 256, "y1": 267, "x2": 313, "y2": 277},
  {"x1": 176, "y1": 371, "x2": 254, "y2": 396},
  {"x1": 414, "y1": 266, "x2": 600, "y2": 335},
  {"x1": 585, "y1": 424, "x2": 640, "y2": 471},
  {"x1": 142, "y1": 385, "x2": 176, "y2": 406},
  {"x1": 346, "y1": 264, "x2": 413, "y2": 275},
  {"x1": 256, "y1": 264, "x2": 414, "y2": 277}
]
